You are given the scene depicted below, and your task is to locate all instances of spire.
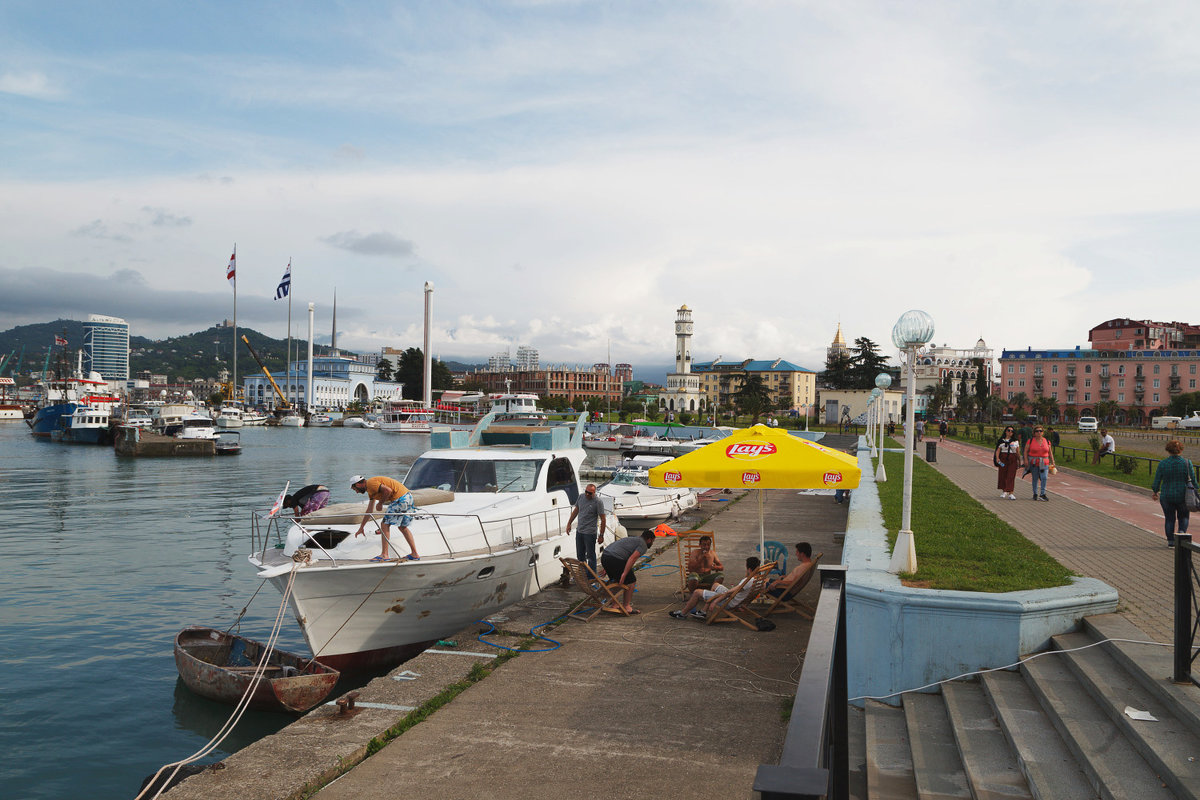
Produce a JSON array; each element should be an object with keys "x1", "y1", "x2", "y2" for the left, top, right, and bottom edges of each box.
[
  {"x1": 330, "y1": 289, "x2": 338, "y2": 357},
  {"x1": 833, "y1": 322, "x2": 846, "y2": 346}
]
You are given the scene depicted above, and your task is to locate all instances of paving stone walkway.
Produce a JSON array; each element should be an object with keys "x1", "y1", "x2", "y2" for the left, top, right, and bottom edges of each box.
[{"x1": 921, "y1": 438, "x2": 1180, "y2": 644}]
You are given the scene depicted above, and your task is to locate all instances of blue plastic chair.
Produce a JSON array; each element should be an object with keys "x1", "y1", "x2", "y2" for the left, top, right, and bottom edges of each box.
[{"x1": 756, "y1": 540, "x2": 787, "y2": 577}]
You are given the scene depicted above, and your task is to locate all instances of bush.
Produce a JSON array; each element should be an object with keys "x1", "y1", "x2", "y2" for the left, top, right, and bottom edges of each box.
[
  {"x1": 1116, "y1": 455, "x2": 1138, "y2": 475},
  {"x1": 976, "y1": 423, "x2": 985, "y2": 439}
]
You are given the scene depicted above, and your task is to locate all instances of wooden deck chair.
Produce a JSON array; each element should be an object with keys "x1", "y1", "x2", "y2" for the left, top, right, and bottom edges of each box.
[
  {"x1": 759, "y1": 552, "x2": 823, "y2": 619},
  {"x1": 704, "y1": 563, "x2": 776, "y2": 630},
  {"x1": 558, "y1": 558, "x2": 632, "y2": 622},
  {"x1": 676, "y1": 530, "x2": 720, "y2": 597}
]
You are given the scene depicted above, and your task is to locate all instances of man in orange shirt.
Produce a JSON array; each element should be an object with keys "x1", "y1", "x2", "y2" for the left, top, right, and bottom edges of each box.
[{"x1": 351, "y1": 475, "x2": 420, "y2": 562}]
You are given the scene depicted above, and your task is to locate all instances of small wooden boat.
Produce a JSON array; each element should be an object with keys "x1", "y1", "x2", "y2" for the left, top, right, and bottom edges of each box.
[{"x1": 174, "y1": 626, "x2": 340, "y2": 713}]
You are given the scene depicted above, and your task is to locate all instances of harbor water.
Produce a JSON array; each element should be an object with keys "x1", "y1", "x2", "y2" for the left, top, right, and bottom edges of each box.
[{"x1": 0, "y1": 422, "x2": 519, "y2": 799}]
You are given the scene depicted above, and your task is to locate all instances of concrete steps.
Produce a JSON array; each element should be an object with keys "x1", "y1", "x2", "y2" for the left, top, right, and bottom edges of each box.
[{"x1": 851, "y1": 613, "x2": 1200, "y2": 800}]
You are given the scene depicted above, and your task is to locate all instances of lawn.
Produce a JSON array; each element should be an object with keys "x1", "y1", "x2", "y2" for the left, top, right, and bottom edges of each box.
[{"x1": 874, "y1": 446, "x2": 1075, "y2": 593}]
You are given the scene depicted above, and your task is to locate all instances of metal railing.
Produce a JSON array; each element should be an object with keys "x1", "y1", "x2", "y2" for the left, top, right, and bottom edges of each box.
[
  {"x1": 1174, "y1": 534, "x2": 1200, "y2": 687},
  {"x1": 754, "y1": 565, "x2": 848, "y2": 800}
]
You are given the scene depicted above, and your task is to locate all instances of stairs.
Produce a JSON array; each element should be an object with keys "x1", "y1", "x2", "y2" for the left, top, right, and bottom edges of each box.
[{"x1": 849, "y1": 614, "x2": 1200, "y2": 799}]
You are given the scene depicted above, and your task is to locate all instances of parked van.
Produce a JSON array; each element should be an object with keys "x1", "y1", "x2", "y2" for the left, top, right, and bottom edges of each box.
[{"x1": 1151, "y1": 415, "x2": 1182, "y2": 429}]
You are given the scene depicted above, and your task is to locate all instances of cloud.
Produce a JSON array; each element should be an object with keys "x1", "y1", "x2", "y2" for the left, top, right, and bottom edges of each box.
[
  {"x1": 141, "y1": 207, "x2": 192, "y2": 227},
  {"x1": 321, "y1": 230, "x2": 416, "y2": 257},
  {"x1": 0, "y1": 70, "x2": 60, "y2": 99},
  {"x1": 70, "y1": 220, "x2": 132, "y2": 243}
]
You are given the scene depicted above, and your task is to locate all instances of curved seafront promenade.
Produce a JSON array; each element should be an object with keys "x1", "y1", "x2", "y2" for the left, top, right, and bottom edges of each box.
[{"x1": 162, "y1": 433, "x2": 1182, "y2": 800}]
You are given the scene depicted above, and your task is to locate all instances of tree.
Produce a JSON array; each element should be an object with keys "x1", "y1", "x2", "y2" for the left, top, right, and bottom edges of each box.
[
  {"x1": 1033, "y1": 396, "x2": 1059, "y2": 423},
  {"x1": 973, "y1": 358, "x2": 990, "y2": 404},
  {"x1": 375, "y1": 358, "x2": 394, "y2": 382},
  {"x1": 850, "y1": 337, "x2": 890, "y2": 389},
  {"x1": 821, "y1": 350, "x2": 856, "y2": 389},
  {"x1": 958, "y1": 394, "x2": 977, "y2": 422},
  {"x1": 1093, "y1": 399, "x2": 1120, "y2": 424},
  {"x1": 1010, "y1": 392, "x2": 1030, "y2": 417},
  {"x1": 983, "y1": 395, "x2": 1006, "y2": 422},
  {"x1": 394, "y1": 348, "x2": 453, "y2": 400},
  {"x1": 734, "y1": 373, "x2": 773, "y2": 424},
  {"x1": 1168, "y1": 391, "x2": 1200, "y2": 417}
]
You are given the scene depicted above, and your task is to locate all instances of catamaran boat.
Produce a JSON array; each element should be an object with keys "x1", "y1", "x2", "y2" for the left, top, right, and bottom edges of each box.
[
  {"x1": 215, "y1": 402, "x2": 246, "y2": 428},
  {"x1": 596, "y1": 469, "x2": 699, "y2": 528},
  {"x1": 247, "y1": 412, "x2": 621, "y2": 672},
  {"x1": 378, "y1": 400, "x2": 434, "y2": 433}
]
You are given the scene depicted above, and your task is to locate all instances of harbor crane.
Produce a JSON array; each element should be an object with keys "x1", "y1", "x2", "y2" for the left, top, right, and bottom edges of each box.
[{"x1": 240, "y1": 335, "x2": 291, "y2": 409}]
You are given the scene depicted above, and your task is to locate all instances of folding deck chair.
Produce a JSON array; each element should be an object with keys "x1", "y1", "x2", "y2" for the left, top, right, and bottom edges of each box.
[
  {"x1": 675, "y1": 530, "x2": 721, "y2": 598},
  {"x1": 559, "y1": 557, "x2": 632, "y2": 622},
  {"x1": 758, "y1": 552, "x2": 823, "y2": 619},
  {"x1": 704, "y1": 562, "x2": 776, "y2": 630}
]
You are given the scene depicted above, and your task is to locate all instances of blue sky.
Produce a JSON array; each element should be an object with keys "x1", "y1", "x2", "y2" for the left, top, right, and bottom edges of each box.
[{"x1": 3, "y1": 1, "x2": 1200, "y2": 372}]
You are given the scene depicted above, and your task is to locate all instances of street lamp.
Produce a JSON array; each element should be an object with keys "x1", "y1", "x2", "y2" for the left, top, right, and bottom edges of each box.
[
  {"x1": 875, "y1": 372, "x2": 892, "y2": 481},
  {"x1": 868, "y1": 388, "x2": 881, "y2": 456},
  {"x1": 889, "y1": 310, "x2": 935, "y2": 574}
]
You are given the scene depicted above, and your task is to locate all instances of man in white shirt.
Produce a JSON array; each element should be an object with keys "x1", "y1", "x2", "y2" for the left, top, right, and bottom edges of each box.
[
  {"x1": 669, "y1": 557, "x2": 761, "y2": 620},
  {"x1": 1095, "y1": 428, "x2": 1116, "y2": 464}
]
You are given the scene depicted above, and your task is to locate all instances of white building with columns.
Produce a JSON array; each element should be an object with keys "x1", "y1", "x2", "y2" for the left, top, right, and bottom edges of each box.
[{"x1": 664, "y1": 305, "x2": 703, "y2": 412}]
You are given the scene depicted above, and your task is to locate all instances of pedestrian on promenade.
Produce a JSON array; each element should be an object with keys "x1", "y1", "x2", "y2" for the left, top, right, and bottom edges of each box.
[
  {"x1": 915, "y1": 419, "x2": 925, "y2": 442},
  {"x1": 1151, "y1": 439, "x2": 1192, "y2": 547},
  {"x1": 1025, "y1": 425, "x2": 1056, "y2": 501},
  {"x1": 566, "y1": 483, "x2": 606, "y2": 574},
  {"x1": 938, "y1": 419, "x2": 948, "y2": 442},
  {"x1": 1017, "y1": 418, "x2": 1034, "y2": 450},
  {"x1": 1046, "y1": 425, "x2": 1060, "y2": 448},
  {"x1": 601, "y1": 531, "x2": 656, "y2": 614},
  {"x1": 351, "y1": 475, "x2": 420, "y2": 561},
  {"x1": 994, "y1": 426, "x2": 1022, "y2": 500}
]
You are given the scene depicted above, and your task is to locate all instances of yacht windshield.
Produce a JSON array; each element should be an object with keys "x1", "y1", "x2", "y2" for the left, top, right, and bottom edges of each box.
[{"x1": 406, "y1": 457, "x2": 543, "y2": 493}]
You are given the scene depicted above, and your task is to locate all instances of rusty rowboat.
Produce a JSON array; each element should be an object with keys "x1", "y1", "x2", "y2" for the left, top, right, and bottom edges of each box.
[{"x1": 174, "y1": 626, "x2": 340, "y2": 713}]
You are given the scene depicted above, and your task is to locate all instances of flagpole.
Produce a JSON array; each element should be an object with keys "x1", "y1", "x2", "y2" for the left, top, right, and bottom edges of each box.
[
  {"x1": 231, "y1": 244, "x2": 238, "y2": 405},
  {"x1": 287, "y1": 259, "x2": 293, "y2": 410}
]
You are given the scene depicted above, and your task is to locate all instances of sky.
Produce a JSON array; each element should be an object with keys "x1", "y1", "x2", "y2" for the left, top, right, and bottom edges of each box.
[{"x1": 3, "y1": 0, "x2": 1200, "y2": 377}]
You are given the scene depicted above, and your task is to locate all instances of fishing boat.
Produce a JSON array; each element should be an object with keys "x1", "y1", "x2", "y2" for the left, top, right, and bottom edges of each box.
[
  {"x1": 378, "y1": 399, "x2": 433, "y2": 433},
  {"x1": 247, "y1": 411, "x2": 621, "y2": 672},
  {"x1": 28, "y1": 371, "x2": 119, "y2": 438},
  {"x1": 173, "y1": 626, "x2": 340, "y2": 713},
  {"x1": 52, "y1": 403, "x2": 115, "y2": 445},
  {"x1": 597, "y1": 469, "x2": 699, "y2": 527}
]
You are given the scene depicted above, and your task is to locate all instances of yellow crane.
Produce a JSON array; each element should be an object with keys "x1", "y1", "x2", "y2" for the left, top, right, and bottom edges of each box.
[{"x1": 240, "y1": 335, "x2": 290, "y2": 409}]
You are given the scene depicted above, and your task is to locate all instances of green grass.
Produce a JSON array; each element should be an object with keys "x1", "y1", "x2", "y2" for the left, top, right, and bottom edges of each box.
[{"x1": 874, "y1": 447, "x2": 1075, "y2": 593}]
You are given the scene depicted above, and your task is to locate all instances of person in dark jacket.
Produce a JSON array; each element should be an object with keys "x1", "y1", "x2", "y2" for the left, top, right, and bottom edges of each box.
[{"x1": 1152, "y1": 439, "x2": 1192, "y2": 547}]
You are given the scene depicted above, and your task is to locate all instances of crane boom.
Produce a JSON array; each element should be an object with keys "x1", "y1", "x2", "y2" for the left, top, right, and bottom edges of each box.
[{"x1": 240, "y1": 335, "x2": 290, "y2": 409}]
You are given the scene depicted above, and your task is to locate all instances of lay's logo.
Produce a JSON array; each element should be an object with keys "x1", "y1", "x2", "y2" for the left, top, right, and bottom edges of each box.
[
  {"x1": 726, "y1": 442, "x2": 777, "y2": 461},
  {"x1": 823, "y1": 471, "x2": 843, "y2": 487},
  {"x1": 663, "y1": 470, "x2": 683, "y2": 485},
  {"x1": 742, "y1": 470, "x2": 762, "y2": 485}
]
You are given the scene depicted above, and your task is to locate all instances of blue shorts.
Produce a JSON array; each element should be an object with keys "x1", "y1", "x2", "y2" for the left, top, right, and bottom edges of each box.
[{"x1": 382, "y1": 492, "x2": 416, "y2": 527}]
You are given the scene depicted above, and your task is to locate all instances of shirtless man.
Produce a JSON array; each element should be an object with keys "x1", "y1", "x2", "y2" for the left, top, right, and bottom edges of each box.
[
  {"x1": 685, "y1": 535, "x2": 724, "y2": 592},
  {"x1": 765, "y1": 542, "x2": 813, "y2": 598}
]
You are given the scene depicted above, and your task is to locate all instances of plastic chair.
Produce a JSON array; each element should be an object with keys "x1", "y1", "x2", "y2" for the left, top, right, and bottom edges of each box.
[{"x1": 756, "y1": 540, "x2": 787, "y2": 577}]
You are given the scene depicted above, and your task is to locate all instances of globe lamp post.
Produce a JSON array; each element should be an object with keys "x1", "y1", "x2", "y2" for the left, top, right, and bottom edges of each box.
[
  {"x1": 868, "y1": 388, "x2": 881, "y2": 456},
  {"x1": 889, "y1": 310, "x2": 935, "y2": 574},
  {"x1": 875, "y1": 372, "x2": 892, "y2": 482}
]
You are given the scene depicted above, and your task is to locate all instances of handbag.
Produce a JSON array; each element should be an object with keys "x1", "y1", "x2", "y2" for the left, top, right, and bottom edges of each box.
[{"x1": 1186, "y1": 460, "x2": 1200, "y2": 513}]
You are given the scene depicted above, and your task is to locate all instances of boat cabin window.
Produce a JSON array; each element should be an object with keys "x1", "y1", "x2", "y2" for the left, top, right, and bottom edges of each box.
[
  {"x1": 545, "y1": 457, "x2": 579, "y2": 504},
  {"x1": 406, "y1": 457, "x2": 542, "y2": 493}
]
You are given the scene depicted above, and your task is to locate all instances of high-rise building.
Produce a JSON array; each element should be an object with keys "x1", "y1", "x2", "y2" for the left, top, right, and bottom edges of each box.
[
  {"x1": 82, "y1": 314, "x2": 129, "y2": 380},
  {"x1": 487, "y1": 348, "x2": 512, "y2": 371},
  {"x1": 515, "y1": 345, "x2": 539, "y2": 371}
]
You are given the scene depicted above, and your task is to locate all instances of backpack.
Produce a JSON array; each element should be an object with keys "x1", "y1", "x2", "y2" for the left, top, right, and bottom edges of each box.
[{"x1": 754, "y1": 617, "x2": 776, "y2": 632}]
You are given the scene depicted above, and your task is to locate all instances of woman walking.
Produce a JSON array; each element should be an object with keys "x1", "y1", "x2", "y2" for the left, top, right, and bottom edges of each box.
[
  {"x1": 1151, "y1": 439, "x2": 1192, "y2": 547},
  {"x1": 1025, "y1": 425, "x2": 1056, "y2": 501},
  {"x1": 994, "y1": 425, "x2": 1021, "y2": 500}
]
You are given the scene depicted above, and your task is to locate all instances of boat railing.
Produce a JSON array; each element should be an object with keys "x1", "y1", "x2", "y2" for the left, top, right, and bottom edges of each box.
[{"x1": 420, "y1": 506, "x2": 572, "y2": 557}]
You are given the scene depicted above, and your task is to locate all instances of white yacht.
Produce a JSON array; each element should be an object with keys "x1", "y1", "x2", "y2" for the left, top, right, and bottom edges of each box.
[
  {"x1": 215, "y1": 402, "x2": 245, "y2": 428},
  {"x1": 378, "y1": 400, "x2": 434, "y2": 433},
  {"x1": 597, "y1": 469, "x2": 699, "y2": 528},
  {"x1": 248, "y1": 412, "x2": 620, "y2": 672}
]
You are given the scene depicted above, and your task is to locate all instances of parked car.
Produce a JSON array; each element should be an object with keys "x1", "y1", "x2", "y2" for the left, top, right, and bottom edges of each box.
[{"x1": 1077, "y1": 416, "x2": 1098, "y2": 432}]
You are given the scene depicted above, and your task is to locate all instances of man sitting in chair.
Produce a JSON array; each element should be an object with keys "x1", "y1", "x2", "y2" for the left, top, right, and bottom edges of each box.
[
  {"x1": 765, "y1": 542, "x2": 813, "y2": 598},
  {"x1": 670, "y1": 557, "x2": 760, "y2": 620},
  {"x1": 685, "y1": 535, "x2": 724, "y2": 593}
]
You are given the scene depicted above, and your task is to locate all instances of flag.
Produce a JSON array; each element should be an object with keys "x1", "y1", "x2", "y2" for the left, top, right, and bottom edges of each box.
[
  {"x1": 54, "y1": 335, "x2": 67, "y2": 346},
  {"x1": 226, "y1": 249, "x2": 236, "y2": 288},
  {"x1": 268, "y1": 482, "x2": 291, "y2": 518},
  {"x1": 275, "y1": 261, "x2": 291, "y2": 300}
]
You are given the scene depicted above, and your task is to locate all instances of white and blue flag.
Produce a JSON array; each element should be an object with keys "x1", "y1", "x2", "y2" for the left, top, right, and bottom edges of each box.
[{"x1": 275, "y1": 261, "x2": 291, "y2": 300}]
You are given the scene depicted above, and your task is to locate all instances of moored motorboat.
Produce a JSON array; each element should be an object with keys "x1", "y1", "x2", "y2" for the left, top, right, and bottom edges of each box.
[
  {"x1": 377, "y1": 399, "x2": 433, "y2": 433},
  {"x1": 597, "y1": 469, "x2": 699, "y2": 527},
  {"x1": 278, "y1": 410, "x2": 305, "y2": 427},
  {"x1": 241, "y1": 410, "x2": 269, "y2": 426},
  {"x1": 307, "y1": 412, "x2": 333, "y2": 427},
  {"x1": 0, "y1": 377, "x2": 23, "y2": 421},
  {"x1": 174, "y1": 626, "x2": 340, "y2": 713},
  {"x1": 215, "y1": 402, "x2": 246, "y2": 428},
  {"x1": 247, "y1": 411, "x2": 621, "y2": 672},
  {"x1": 215, "y1": 431, "x2": 242, "y2": 455}
]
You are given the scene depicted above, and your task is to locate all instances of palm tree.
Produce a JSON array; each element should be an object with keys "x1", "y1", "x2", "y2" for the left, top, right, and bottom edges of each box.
[
  {"x1": 1033, "y1": 396, "x2": 1059, "y2": 423},
  {"x1": 984, "y1": 395, "x2": 1006, "y2": 422},
  {"x1": 1010, "y1": 392, "x2": 1030, "y2": 418},
  {"x1": 1094, "y1": 399, "x2": 1120, "y2": 425}
]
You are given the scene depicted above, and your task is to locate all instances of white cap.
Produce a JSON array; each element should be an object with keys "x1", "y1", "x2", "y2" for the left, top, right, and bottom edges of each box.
[{"x1": 350, "y1": 475, "x2": 366, "y2": 486}]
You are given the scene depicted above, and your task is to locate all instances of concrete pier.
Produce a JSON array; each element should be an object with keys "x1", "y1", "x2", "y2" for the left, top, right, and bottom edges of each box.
[{"x1": 162, "y1": 483, "x2": 851, "y2": 800}]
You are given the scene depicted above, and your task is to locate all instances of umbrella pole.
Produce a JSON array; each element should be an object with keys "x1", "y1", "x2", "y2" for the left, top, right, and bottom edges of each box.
[{"x1": 759, "y1": 488, "x2": 765, "y2": 558}]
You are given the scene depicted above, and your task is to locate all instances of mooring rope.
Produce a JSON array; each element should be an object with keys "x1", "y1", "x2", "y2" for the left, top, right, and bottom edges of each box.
[{"x1": 136, "y1": 562, "x2": 301, "y2": 800}]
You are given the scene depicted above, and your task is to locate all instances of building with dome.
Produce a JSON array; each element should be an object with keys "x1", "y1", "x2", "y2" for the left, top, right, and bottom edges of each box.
[
  {"x1": 900, "y1": 338, "x2": 994, "y2": 415},
  {"x1": 664, "y1": 305, "x2": 703, "y2": 412}
]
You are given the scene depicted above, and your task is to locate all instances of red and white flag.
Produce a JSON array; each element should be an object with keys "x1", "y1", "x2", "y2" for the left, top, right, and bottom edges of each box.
[
  {"x1": 268, "y1": 482, "x2": 291, "y2": 518},
  {"x1": 226, "y1": 248, "x2": 236, "y2": 288},
  {"x1": 54, "y1": 335, "x2": 67, "y2": 346}
]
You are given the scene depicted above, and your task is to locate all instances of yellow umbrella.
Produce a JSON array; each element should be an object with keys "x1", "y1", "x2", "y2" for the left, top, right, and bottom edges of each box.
[{"x1": 648, "y1": 424, "x2": 861, "y2": 554}]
